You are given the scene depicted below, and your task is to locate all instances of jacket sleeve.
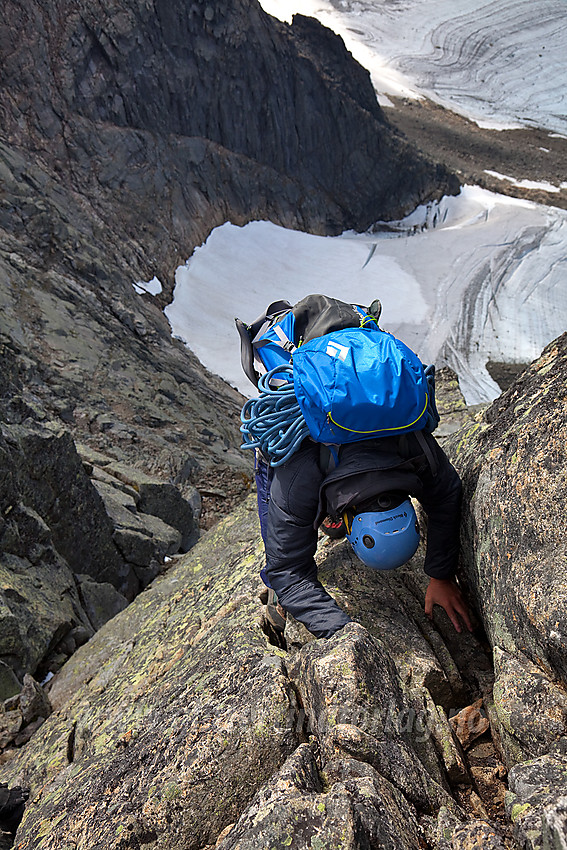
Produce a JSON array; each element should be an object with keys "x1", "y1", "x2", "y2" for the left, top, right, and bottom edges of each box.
[
  {"x1": 264, "y1": 443, "x2": 352, "y2": 639},
  {"x1": 414, "y1": 432, "x2": 462, "y2": 580}
]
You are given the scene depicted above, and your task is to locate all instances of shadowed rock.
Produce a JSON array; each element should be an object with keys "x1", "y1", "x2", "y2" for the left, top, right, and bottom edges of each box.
[
  {"x1": 1, "y1": 423, "x2": 127, "y2": 589},
  {"x1": 216, "y1": 744, "x2": 425, "y2": 850},
  {"x1": 447, "y1": 334, "x2": 567, "y2": 743},
  {"x1": 0, "y1": 0, "x2": 458, "y2": 254}
]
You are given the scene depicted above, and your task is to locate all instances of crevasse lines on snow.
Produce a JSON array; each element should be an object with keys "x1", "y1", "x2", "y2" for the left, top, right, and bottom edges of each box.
[
  {"x1": 402, "y1": 0, "x2": 567, "y2": 130},
  {"x1": 441, "y1": 221, "x2": 565, "y2": 402},
  {"x1": 517, "y1": 222, "x2": 567, "y2": 306},
  {"x1": 298, "y1": 0, "x2": 567, "y2": 133},
  {"x1": 481, "y1": 226, "x2": 544, "y2": 328}
]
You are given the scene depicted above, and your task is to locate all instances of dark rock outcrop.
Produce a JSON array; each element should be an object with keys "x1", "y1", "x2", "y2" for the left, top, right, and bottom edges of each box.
[
  {"x1": 2, "y1": 423, "x2": 126, "y2": 588},
  {"x1": 0, "y1": 411, "x2": 202, "y2": 688},
  {"x1": 1, "y1": 0, "x2": 458, "y2": 261},
  {"x1": 0, "y1": 424, "x2": 96, "y2": 684},
  {"x1": 448, "y1": 333, "x2": 567, "y2": 733}
]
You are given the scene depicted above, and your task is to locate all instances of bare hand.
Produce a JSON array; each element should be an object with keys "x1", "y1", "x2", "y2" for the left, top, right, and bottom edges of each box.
[{"x1": 425, "y1": 577, "x2": 473, "y2": 633}]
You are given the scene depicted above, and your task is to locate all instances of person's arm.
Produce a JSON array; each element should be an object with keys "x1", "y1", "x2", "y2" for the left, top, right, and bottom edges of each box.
[
  {"x1": 264, "y1": 444, "x2": 351, "y2": 639},
  {"x1": 417, "y1": 435, "x2": 462, "y2": 580},
  {"x1": 416, "y1": 433, "x2": 472, "y2": 632}
]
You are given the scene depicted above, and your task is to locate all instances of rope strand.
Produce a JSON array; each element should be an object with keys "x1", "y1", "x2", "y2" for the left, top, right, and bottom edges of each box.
[{"x1": 240, "y1": 366, "x2": 309, "y2": 467}]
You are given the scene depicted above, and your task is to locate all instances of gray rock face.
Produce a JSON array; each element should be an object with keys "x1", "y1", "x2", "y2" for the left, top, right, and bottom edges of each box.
[
  {"x1": 2, "y1": 423, "x2": 125, "y2": 587},
  {"x1": 491, "y1": 648, "x2": 567, "y2": 766},
  {"x1": 0, "y1": 414, "x2": 201, "y2": 686},
  {"x1": 507, "y1": 754, "x2": 567, "y2": 850},
  {"x1": 75, "y1": 575, "x2": 129, "y2": 632},
  {"x1": 0, "y1": 494, "x2": 514, "y2": 849},
  {"x1": 447, "y1": 333, "x2": 567, "y2": 715},
  {"x1": 94, "y1": 481, "x2": 182, "y2": 561},
  {"x1": 102, "y1": 460, "x2": 200, "y2": 551},
  {"x1": 0, "y1": 500, "x2": 300, "y2": 849},
  {"x1": 446, "y1": 332, "x2": 567, "y2": 846},
  {"x1": 287, "y1": 623, "x2": 456, "y2": 813},
  {"x1": 0, "y1": 436, "x2": 94, "y2": 680}
]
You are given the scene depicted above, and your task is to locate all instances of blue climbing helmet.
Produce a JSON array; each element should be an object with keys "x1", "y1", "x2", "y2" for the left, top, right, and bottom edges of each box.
[{"x1": 345, "y1": 492, "x2": 420, "y2": 571}]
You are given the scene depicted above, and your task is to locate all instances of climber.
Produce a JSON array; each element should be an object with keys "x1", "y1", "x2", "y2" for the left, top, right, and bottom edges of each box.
[
  {"x1": 257, "y1": 430, "x2": 472, "y2": 639},
  {"x1": 236, "y1": 294, "x2": 472, "y2": 639}
]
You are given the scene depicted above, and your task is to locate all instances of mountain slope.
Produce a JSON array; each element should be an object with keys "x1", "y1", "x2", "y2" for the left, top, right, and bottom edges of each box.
[{"x1": 0, "y1": 0, "x2": 458, "y2": 488}]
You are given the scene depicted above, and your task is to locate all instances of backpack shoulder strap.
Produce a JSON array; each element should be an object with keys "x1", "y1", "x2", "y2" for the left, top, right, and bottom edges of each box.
[
  {"x1": 235, "y1": 318, "x2": 259, "y2": 388},
  {"x1": 253, "y1": 319, "x2": 297, "y2": 354},
  {"x1": 413, "y1": 430, "x2": 439, "y2": 477},
  {"x1": 235, "y1": 300, "x2": 292, "y2": 388}
]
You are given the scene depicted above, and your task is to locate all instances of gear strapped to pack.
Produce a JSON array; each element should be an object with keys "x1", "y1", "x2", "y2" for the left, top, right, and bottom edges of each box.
[{"x1": 236, "y1": 294, "x2": 440, "y2": 467}]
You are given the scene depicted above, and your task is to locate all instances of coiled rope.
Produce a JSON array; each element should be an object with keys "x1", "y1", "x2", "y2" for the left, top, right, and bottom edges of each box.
[{"x1": 240, "y1": 365, "x2": 309, "y2": 467}]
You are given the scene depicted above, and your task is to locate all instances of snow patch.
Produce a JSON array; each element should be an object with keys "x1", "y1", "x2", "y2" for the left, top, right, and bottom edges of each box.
[
  {"x1": 133, "y1": 276, "x2": 163, "y2": 296},
  {"x1": 164, "y1": 187, "x2": 567, "y2": 405},
  {"x1": 484, "y1": 171, "x2": 566, "y2": 193}
]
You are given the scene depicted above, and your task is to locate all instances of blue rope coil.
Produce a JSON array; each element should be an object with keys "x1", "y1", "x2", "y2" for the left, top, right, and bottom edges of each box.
[{"x1": 240, "y1": 365, "x2": 309, "y2": 467}]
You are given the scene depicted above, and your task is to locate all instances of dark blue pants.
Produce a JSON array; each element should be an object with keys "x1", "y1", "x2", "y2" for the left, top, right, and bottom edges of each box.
[{"x1": 255, "y1": 452, "x2": 273, "y2": 587}]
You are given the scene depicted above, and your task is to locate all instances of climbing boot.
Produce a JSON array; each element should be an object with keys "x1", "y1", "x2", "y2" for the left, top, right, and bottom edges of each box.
[{"x1": 265, "y1": 588, "x2": 286, "y2": 632}]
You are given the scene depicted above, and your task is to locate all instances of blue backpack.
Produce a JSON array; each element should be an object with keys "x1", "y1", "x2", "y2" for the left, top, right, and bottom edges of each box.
[
  {"x1": 292, "y1": 325, "x2": 432, "y2": 444},
  {"x1": 237, "y1": 295, "x2": 439, "y2": 465}
]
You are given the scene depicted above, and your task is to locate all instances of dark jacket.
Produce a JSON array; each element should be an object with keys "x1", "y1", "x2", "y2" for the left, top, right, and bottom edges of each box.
[{"x1": 264, "y1": 431, "x2": 461, "y2": 639}]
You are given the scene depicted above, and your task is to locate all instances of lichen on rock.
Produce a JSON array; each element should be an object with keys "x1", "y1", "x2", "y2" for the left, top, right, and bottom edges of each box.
[
  {"x1": 0, "y1": 498, "x2": 299, "y2": 849},
  {"x1": 446, "y1": 332, "x2": 567, "y2": 846}
]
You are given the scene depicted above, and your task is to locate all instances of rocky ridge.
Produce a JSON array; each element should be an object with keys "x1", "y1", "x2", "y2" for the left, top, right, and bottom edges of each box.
[
  {"x1": 0, "y1": 491, "x2": 496, "y2": 849},
  {"x1": 0, "y1": 336, "x2": 564, "y2": 848},
  {"x1": 0, "y1": 2, "x2": 464, "y2": 839},
  {"x1": 1, "y1": 0, "x2": 565, "y2": 846}
]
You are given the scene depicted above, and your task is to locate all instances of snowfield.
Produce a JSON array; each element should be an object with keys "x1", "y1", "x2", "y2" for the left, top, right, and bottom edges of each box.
[{"x1": 164, "y1": 187, "x2": 567, "y2": 404}]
